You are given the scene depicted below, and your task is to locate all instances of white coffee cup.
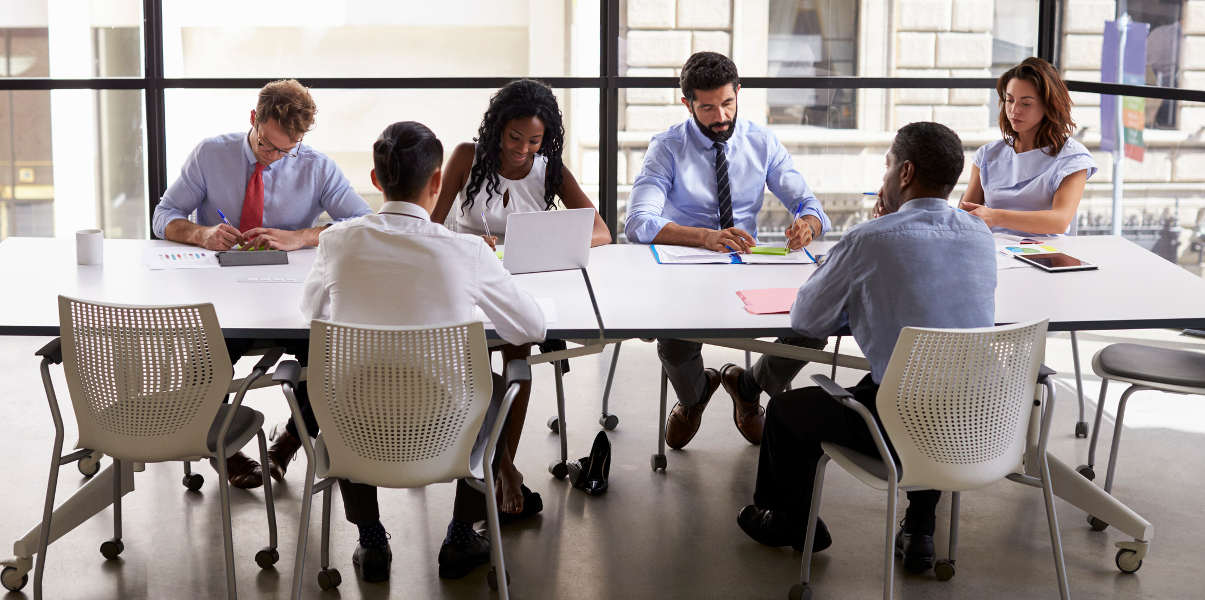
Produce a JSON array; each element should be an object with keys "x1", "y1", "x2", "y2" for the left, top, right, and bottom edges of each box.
[{"x1": 76, "y1": 229, "x2": 104, "y2": 265}]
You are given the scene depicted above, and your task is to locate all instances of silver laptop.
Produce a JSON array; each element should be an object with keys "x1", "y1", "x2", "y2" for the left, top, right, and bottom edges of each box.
[{"x1": 502, "y1": 208, "x2": 594, "y2": 274}]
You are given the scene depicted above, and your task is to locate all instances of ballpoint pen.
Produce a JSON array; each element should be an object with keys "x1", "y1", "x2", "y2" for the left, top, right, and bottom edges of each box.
[
  {"x1": 215, "y1": 207, "x2": 232, "y2": 226},
  {"x1": 792, "y1": 201, "x2": 818, "y2": 263}
]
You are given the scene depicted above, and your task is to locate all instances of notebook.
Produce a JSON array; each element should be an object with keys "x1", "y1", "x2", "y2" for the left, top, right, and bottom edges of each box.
[{"x1": 651, "y1": 245, "x2": 815, "y2": 265}]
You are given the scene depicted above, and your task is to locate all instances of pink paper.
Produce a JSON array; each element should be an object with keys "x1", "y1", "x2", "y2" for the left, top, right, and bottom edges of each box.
[{"x1": 736, "y1": 288, "x2": 796, "y2": 315}]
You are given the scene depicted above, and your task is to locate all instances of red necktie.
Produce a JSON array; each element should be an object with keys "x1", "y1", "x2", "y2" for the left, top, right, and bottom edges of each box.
[{"x1": 240, "y1": 163, "x2": 265, "y2": 232}]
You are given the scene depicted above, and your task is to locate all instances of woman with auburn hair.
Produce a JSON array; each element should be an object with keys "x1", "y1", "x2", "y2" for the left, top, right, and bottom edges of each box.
[
  {"x1": 432, "y1": 78, "x2": 611, "y2": 522},
  {"x1": 960, "y1": 57, "x2": 1097, "y2": 235}
]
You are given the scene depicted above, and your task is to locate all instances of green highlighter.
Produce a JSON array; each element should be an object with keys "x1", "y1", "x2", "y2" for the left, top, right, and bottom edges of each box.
[
  {"x1": 495, "y1": 249, "x2": 504, "y2": 260},
  {"x1": 749, "y1": 246, "x2": 789, "y2": 256}
]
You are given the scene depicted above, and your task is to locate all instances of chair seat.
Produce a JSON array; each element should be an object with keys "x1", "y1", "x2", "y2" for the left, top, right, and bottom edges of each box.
[
  {"x1": 1095, "y1": 343, "x2": 1205, "y2": 389},
  {"x1": 206, "y1": 405, "x2": 265, "y2": 455},
  {"x1": 821, "y1": 442, "x2": 896, "y2": 491}
]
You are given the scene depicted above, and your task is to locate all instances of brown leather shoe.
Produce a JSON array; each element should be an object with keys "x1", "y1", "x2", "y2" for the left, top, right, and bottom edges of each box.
[
  {"x1": 225, "y1": 451, "x2": 264, "y2": 489},
  {"x1": 665, "y1": 368, "x2": 721, "y2": 450},
  {"x1": 720, "y1": 363, "x2": 765, "y2": 445},
  {"x1": 266, "y1": 427, "x2": 302, "y2": 482}
]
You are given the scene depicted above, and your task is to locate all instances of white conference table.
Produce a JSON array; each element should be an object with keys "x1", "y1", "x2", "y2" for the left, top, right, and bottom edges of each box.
[{"x1": 2, "y1": 234, "x2": 1198, "y2": 583}]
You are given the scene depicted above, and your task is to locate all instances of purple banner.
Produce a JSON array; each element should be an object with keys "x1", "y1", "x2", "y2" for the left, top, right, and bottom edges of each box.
[{"x1": 1101, "y1": 20, "x2": 1150, "y2": 153}]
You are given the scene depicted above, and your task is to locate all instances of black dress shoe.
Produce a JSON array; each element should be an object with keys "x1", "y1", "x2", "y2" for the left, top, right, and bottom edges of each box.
[
  {"x1": 736, "y1": 505, "x2": 831, "y2": 553},
  {"x1": 894, "y1": 530, "x2": 935, "y2": 573},
  {"x1": 352, "y1": 543, "x2": 392, "y2": 583},
  {"x1": 438, "y1": 529, "x2": 491, "y2": 579},
  {"x1": 572, "y1": 431, "x2": 611, "y2": 496}
]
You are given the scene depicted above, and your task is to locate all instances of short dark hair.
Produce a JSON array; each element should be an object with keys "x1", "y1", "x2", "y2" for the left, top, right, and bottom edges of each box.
[
  {"x1": 373, "y1": 121, "x2": 444, "y2": 201},
  {"x1": 889, "y1": 122, "x2": 964, "y2": 196},
  {"x1": 680, "y1": 52, "x2": 740, "y2": 101}
]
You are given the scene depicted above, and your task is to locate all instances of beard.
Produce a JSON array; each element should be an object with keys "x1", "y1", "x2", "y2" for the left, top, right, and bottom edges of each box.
[{"x1": 691, "y1": 106, "x2": 738, "y2": 143}]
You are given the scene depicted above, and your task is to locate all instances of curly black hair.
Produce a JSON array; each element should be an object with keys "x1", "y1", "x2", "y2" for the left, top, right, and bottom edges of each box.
[
  {"x1": 680, "y1": 52, "x2": 740, "y2": 101},
  {"x1": 462, "y1": 79, "x2": 564, "y2": 213}
]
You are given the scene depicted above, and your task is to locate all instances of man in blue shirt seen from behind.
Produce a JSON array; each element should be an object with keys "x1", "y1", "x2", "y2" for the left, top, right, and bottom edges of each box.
[
  {"x1": 737, "y1": 122, "x2": 996, "y2": 575},
  {"x1": 153, "y1": 79, "x2": 371, "y2": 490},
  {"x1": 625, "y1": 51, "x2": 832, "y2": 452}
]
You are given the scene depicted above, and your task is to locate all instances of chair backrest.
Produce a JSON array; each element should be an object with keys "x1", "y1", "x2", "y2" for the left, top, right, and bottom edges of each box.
[
  {"x1": 877, "y1": 319, "x2": 1048, "y2": 491},
  {"x1": 58, "y1": 295, "x2": 233, "y2": 461},
  {"x1": 307, "y1": 319, "x2": 494, "y2": 488}
]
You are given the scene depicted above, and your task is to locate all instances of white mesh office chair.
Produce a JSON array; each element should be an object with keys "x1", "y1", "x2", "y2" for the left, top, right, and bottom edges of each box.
[
  {"x1": 275, "y1": 320, "x2": 529, "y2": 600},
  {"x1": 791, "y1": 319, "x2": 1070, "y2": 600},
  {"x1": 29, "y1": 296, "x2": 279, "y2": 600},
  {"x1": 1075, "y1": 342, "x2": 1205, "y2": 540}
]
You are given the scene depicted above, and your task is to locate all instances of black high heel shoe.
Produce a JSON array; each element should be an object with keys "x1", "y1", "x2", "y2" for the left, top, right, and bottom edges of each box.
[{"x1": 572, "y1": 431, "x2": 611, "y2": 496}]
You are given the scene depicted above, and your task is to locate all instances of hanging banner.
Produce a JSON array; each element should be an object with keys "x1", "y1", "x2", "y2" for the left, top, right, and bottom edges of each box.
[{"x1": 1101, "y1": 20, "x2": 1150, "y2": 161}]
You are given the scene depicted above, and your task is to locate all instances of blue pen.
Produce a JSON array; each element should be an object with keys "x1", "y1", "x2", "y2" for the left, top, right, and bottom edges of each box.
[{"x1": 215, "y1": 207, "x2": 231, "y2": 226}]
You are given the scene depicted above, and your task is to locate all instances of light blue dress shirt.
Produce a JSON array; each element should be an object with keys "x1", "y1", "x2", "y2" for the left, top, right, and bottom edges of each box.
[
  {"x1": 791, "y1": 198, "x2": 997, "y2": 383},
  {"x1": 974, "y1": 137, "x2": 1097, "y2": 236},
  {"x1": 625, "y1": 118, "x2": 830, "y2": 243},
  {"x1": 153, "y1": 132, "x2": 371, "y2": 238}
]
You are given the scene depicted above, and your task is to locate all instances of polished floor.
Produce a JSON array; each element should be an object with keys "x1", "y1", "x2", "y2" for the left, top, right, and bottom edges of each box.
[{"x1": 1, "y1": 330, "x2": 1203, "y2": 599}]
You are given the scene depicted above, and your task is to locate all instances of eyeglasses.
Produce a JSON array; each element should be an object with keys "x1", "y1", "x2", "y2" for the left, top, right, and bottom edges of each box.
[{"x1": 250, "y1": 125, "x2": 301, "y2": 158}]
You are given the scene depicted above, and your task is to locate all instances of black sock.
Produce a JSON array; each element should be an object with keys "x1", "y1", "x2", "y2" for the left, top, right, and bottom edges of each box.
[
  {"x1": 357, "y1": 520, "x2": 389, "y2": 550},
  {"x1": 739, "y1": 370, "x2": 762, "y2": 403},
  {"x1": 444, "y1": 519, "x2": 477, "y2": 547}
]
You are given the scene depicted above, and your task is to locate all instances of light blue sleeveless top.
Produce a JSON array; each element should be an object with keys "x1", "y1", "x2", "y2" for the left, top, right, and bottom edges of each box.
[{"x1": 973, "y1": 137, "x2": 1097, "y2": 236}]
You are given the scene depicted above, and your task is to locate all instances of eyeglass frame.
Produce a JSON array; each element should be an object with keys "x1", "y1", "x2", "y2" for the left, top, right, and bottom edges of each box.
[{"x1": 249, "y1": 124, "x2": 303, "y2": 158}]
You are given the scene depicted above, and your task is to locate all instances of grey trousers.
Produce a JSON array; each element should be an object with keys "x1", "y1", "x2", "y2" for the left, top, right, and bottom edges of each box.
[{"x1": 656, "y1": 336, "x2": 829, "y2": 407}]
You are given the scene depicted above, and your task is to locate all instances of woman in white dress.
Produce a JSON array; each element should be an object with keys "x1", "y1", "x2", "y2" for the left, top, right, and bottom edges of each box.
[
  {"x1": 960, "y1": 57, "x2": 1097, "y2": 236},
  {"x1": 432, "y1": 79, "x2": 611, "y2": 520}
]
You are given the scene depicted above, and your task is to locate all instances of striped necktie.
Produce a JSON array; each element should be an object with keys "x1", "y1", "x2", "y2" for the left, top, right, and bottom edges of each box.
[{"x1": 713, "y1": 142, "x2": 734, "y2": 229}]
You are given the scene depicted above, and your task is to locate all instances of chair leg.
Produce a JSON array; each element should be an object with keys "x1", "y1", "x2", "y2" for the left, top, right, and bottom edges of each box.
[
  {"x1": 291, "y1": 469, "x2": 317, "y2": 598},
  {"x1": 799, "y1": 455, "x2": 830, "y2": 587},
  {"x1": 830, "y1": 336, "x2": 841, "y2": 380},
  {"x1": 948, "y1": 491, "x2": 960, "y2": 563},
  {"x1": 883, "y1": 480, "x2": 898, "y2": 600},
  {"x1": 1041, "y1": 450, "x2": 1071, "y2": 599},
  {"x1": 554, "y1": 361, "x2": 568, "y2": 467},
  {"x1": 599, "y1": 341, "x2": 621, "y2": 429},
  {"x1": 213, "y1": 447, "x2": 238, "y2": 600},
  {"x1": 1103, "y1": 386, "x2": 1139, "y2": 495},
  {"x1": 652, "y1": 368, "x2": 668, "y2": 472},
  {"x1": 1070, "y1": 332, "x2": 1088, "y2": 437},
  {"x1": 256, "y1": 431, "x2": 278, "y2": 557},
  {"x1": 319, "y1": 486, "x2": 333, "y2": 570},
  {"x1": 33, "y1": 420, "x2": 66, "y2": 600},
  {"x1": 482, "y1": 472, "x2": 511, "y2": 600},
  {"x1": 110, "y1": 458, "x2": 123, "y2": 550},
  {"x1": 1086, "y1": 379, "x2": 1109, "y2": 469},
  {"x1": 744, "y1": 349, "x2": 751, "y2": 369}
]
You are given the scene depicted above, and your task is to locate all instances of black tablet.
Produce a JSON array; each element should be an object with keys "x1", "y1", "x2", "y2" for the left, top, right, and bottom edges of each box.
[
  {"x1": 1013, "y1": 252, "x2": 1097, "y2": 272},
  {"x1": 216, "y1": 249, "x2": 288, "y2": 267}
]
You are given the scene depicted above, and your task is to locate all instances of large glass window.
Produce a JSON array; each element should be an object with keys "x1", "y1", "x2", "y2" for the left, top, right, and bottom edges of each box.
[
  {"x1": 0, "y1": 1, "x2": 142, "y2": 78},
  {"x1": 162, "y1": 2, "x2": 600, "y2": 78}
]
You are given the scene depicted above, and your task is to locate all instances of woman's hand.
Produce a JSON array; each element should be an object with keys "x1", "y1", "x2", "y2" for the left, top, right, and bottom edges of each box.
[{"x1": 960, "y1": 202, "x2": 998, "y2": 228}]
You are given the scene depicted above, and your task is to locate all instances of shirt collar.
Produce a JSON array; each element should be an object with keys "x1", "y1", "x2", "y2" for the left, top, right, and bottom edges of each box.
[
  {"x1": 241, "y1": 132, "x2": 259, "y2": 166},
  {"x1": 897, "y1": 197, "x2": 950, "y2": 213},
  {"x1": 379, "y1": 201, "x2": 431, "y2": 221}
]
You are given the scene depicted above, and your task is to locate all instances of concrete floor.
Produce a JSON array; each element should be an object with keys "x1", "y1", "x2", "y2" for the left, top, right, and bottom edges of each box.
[{"x1": 0, "y1": 330, "x2": 1203, "y2": 599}]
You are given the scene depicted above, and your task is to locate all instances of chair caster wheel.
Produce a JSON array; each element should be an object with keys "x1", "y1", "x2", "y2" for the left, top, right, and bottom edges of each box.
[
  {"x1": 935, "y1": 559, "x2": 956, "y2": 581},
  {"x1": 599, "y1": 414, "x2": 619, "y2": 430},
  {"x1": 317, "y1": 567, "x2": 342, "y2": 590},
  {"x1": 1115, "y1": 548, "x2": 1142, "y2": 574},
  {"x1": 549, "y1": 460, "x2": 569, "y2": 479},
  {"x1": 486, "y1": 567, "x2": 510, "y2": 590},
  {"x1": 1076, "y1": 465, "x2": 1095, "y2": 481},
  {"x1": 100, "y1": 539, "x2": 124, "y2": 560},
  {"x1": 546, "y1": 416, "x2": 560, "y2": 434},
  {"x1": 183, "y1": 473, "x2": 204, "y2": 491},
  {"x1": 1087, "y1": 515, "x2": 1109, "y2": 531},
  {"x1": 255, "y1": 547, "x2": 279, "y2": 569},
  {"x1": 1, "y1": 566, "x2": 28, "y2": 592},
  {"x1": 788, "y1": 582, "x2": 812, "y2": 600},
  {"x1": 78, "y1": 453, "x2": 101, "y2": 477},
  {"x1": 1075, "y1": 421, "x2": 1089, "y2": 438},
  {"x1": 650, "y1": 454, "x2": 667, "y2": 472}
]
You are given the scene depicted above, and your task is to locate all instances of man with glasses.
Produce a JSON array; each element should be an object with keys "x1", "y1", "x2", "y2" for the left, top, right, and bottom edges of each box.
[{"x1": 153, "y1": 79, "x2": 371, "y2": 489}]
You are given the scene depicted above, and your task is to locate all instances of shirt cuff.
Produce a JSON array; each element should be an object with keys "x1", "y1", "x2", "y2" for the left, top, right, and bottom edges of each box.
[{"x1": 626, "y1": 214, "x2": 671, "y2": 244}]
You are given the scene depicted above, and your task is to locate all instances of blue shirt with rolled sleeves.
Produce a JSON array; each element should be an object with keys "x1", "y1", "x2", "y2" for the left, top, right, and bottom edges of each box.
[
  {"x1": 624, "y1": 118, "x2": 830, "y2": 243},
  {"x1": 790, "y1": 197, "x2": 997, "y2": 384},
  {"x1": 152, "y1": 132, "x2": 371, "y2": 239}
]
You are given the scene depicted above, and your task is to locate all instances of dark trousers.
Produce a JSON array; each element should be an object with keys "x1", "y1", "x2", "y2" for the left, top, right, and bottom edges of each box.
[
  {"x1": 657, "y1": 336, "x2": 828, "y2": 407},
  {"x1": 225, "y1": 337, "x2": 318, "y2": 439},
  {"x1": 754, "y1": 373, "x2": 941, "y2": 532},
  {"x1": 338, "y1": 372, "x2": 507, "y2": 526}
]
